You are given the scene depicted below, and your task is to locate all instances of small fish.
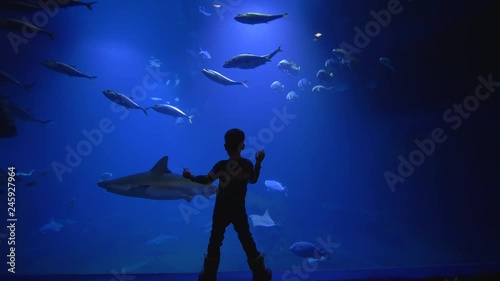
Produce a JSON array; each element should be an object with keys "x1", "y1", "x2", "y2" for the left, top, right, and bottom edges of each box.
[
  {"x1": 17, "y1": 169, "x2": 35, "y2": 177},
  {"x1": 297, "y1": 78, "x2": 311, "y2": 91},
  {"x1": 149, "y1": 97, "x2": 162, "y2": 101},
  {"x1": 264, "y1": 180, "x2": 288, "y2": 196},
  {"x1": 174, "y1": 97, "x2": 180, "y2": 103},
  {"x1": 99, "y1": 172, "x2": 113, "y2": 182},
  {"x1": 234, "y1": 12, "x2": 288, "y2": 25},
  {"x1": 270, "y1": 81, "x2": 284, "y2": 93},
  {"x1": 174, "y1": 75, "x2": 180, "y2": 87},
  {"x1": 289, "y1": 241, "x2": 340, "y2": 266},
  {"x1": 102, "y1": 90, "x2": 148, "y2": 115},
  {"x1": 199, "y1": 5, "x2": 211, "y2": 16},
  {"x1": 277, "y1": 59, "x2": 300, "y2": 76},
  {"x1": 43, "y1": 60, "x2": 97, "y2": 81},
  {"x1": 316, "y1": 69, "x2": 334, "y2": 83},
  {"x1": 147, "y1": 104, "x2": 195, "y2": 123},
  {"x1": 201, "y1": 69, "x2": 248, "y2": 88},
  {"x1": 0, "y1": 70, "x2": 35, "y2": 92},
  {"x1": 199, "y1": 48, "x2": 211, "y2": 59},
  {"x1": 379, "y1": 57, "x2": 396, "y2": 72},
  {"x1": 312, "y1": 85, "x2": 334, "y2": 92},
  {"x1": 0, "y1": 18, "x2": 54, "y2": 40},
  {"x1": 286, "y1": 91, "x2": 299, "y2": 101},
  {"x1": 149, "y1": 56, "x2": 162, "y2": 68}
]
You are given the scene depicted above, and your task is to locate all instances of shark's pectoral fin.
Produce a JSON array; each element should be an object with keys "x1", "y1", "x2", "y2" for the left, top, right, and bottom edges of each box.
[{"x1": 183, "y1": 195, "x2": 194, "y2": 202}]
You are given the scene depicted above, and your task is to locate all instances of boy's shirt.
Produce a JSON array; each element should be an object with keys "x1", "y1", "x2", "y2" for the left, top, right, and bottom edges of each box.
[{"x1": 210, "y1": 158, "x2": 259, "y2": 201}]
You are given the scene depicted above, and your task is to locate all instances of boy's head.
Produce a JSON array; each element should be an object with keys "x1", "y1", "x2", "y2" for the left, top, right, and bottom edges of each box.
[{"x1": 224, "y1": 128, "x2": 245, "y2": 154}]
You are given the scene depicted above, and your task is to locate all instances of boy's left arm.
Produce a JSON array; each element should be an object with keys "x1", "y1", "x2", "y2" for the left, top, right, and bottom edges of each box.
[{"x1": 249, "y1": 162, "x2": 262, "y2": 184}]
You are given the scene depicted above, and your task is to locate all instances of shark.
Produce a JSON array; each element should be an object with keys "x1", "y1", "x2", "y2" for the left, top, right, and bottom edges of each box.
[
  {"x1": 97, "y1": 156, "x2": 218, "y2": 202},
  {"x1": 39, "y1": 218, "x2": 64, "y2": 233}
]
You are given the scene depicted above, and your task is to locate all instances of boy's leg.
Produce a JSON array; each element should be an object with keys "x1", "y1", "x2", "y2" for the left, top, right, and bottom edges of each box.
[
  {"x1": 231, "y1": 206, "x2": 259, "y2": 259},
  {"x1": 232, "y1": 207, "x2": 272, "y2": 281},
  {"x1": 207, "y1": 204, "x2": 231, "y2": 258},
  {"x1": 199, "y1": 204, "x2": 230, "y2": 281}
]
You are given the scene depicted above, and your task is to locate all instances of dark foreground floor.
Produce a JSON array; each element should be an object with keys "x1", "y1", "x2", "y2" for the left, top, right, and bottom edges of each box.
[{"x1": 3, "y1": 263, "x2": 500, "y2": 281}]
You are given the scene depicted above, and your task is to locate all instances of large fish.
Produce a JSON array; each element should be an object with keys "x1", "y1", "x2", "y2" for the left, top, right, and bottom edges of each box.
[
  {"x1": 234, "y1": 12, "x2": 288, "y2": 25},
  {"x1": 223, "y1": 46, "x2": 283, "y2": 69},
  {"x1": 201, "y1": 69, "x2": 248, "y2": 88},
  {"x1": 0, "y1": 70, "x2": 35, "y2": 92},
  {"x1": 43, "y1": 60, "x2": 97, "y2": 81},
  {"x1": 97, "y1": 156, "x2": 218, "y2": 202},
  {"x1": 102, "y1": 90, "x2": 148, "y2": 115},
  {"x1": 5, "y1": 103, "x2": 52, "y2": 126},
  {"x1": 0, "y1": 18, "x2": 54, "y2": 40},
  {"x1": 58, "y1": 0, "x2": 98, "y2": 11},
  {"x1": 147, "y1": 104, "x2": 194, "y2": 123}
]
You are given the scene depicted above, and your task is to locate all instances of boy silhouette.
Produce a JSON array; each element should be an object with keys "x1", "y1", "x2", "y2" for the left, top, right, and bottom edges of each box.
[{"x1": 183, "y1": 128, "x2": 272, "y2": 281}]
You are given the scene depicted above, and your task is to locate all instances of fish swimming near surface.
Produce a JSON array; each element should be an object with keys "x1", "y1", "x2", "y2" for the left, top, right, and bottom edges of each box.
[
  {"x1": 39, "y1": 218, "x2": 64, "y2": 233},
  {"x1": 234, "y1": 12, "x2": 288, "y2": 25},
  {"x1": 147, "y1": 104, "x2": 194, "y2": 123},
  {"x1": 97, "y1": 156, "x2": 218, "y2": 202},
  {"x1": 102, "y1": 90, "x2": 148, "y2": 115},
  {"x1": 0, "y1": 18, "x2": 54, "y2": 40},
  {"x1": 58, "y1": 0, "x2": 98, "y2": 11},
  {"x1": 201, "y1": 69, "x2": 248, "y2": 88},
  {"x1": 146, "y1": 233, "x2": 179, "y2": 245},
  {"x1": 43, "y1": 60, "x2": 97, "y2": 81},
  {"x1": 223, "y1": 46, "x2": 283, "y2": 69},
  {"x1": 249, "y1": 209, "x2": 279, "y2": 227},
  {"x1": 0, "y1": 70, "x2": 35, "y2": 92},
  {"x1": 0, "y1": 1, "x2": 43, "y2": 13},
  {"x1": 5, "y1": 103, "x2": 52, "y2": 126}
]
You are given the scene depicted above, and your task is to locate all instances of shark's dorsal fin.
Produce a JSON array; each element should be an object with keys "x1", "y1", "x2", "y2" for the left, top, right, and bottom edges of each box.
[{"x1": 151, "y1": 156, "x2": 172, "y2": 174}]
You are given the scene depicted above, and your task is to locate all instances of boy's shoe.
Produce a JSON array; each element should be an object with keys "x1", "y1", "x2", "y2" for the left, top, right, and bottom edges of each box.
[
  {"x1": 248, "y1": 252, "x2": 272, "y2": 281},
  {"x1": 198, "y1": 254, "x2": 220, "y2": 281}
]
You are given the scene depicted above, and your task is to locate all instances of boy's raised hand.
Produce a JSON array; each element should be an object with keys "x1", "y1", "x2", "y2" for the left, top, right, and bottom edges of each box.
[
  {"x1": 255, "y1": 149, "x2": 266, "y2": 164},
  {"x1": 182, "y1": 167, "x2": 192, "y2": 179}
]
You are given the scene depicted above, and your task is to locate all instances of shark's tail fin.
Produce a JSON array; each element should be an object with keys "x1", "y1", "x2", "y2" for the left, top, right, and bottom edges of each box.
[
  {"x1": 24, "y1": 83, "x2": 35, "y2": 92},
  {"x1": 241, "y1": 80, "x2": 248, "y2": 88},
  {"x1": 86, "y1": 1, "x2": 98, "y2": 10}
]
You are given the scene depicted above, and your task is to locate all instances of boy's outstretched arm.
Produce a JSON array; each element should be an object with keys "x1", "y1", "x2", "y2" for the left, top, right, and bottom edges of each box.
[
  {"x1": 183, "y1": 167, "x2": 218, "y2": 184},
  {"x1": 249, "y1": 149, "x2": 265, "y2": 184}
]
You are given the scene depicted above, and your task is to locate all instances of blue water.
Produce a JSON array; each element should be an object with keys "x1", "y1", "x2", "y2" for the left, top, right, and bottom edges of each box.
[{"x1": 0, "y1": 0, "x2": 499, "y2": 276}]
